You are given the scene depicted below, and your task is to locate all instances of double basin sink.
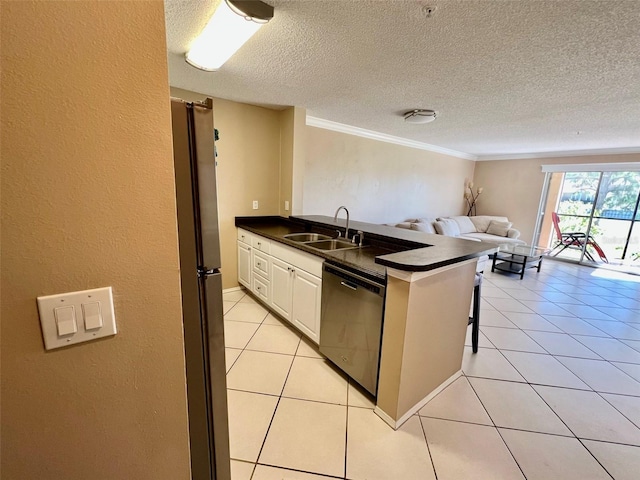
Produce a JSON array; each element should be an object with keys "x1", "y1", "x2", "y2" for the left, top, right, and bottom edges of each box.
[{"x1": 283, "y1": 233, "x2": 360, "y2": 251}]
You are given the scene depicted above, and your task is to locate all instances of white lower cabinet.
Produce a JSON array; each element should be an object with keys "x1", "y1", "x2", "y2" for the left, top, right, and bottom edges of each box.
[
  {"x1": 270, "y1": 257, "x2": 293, "y2": 320},
  {"x1": 291, "y1": 268, "x2": 322, "y2": 343},
  {"x1": 270, "y1": 257, "x2": 321, "y2": 343},
  {"x1": 237, "y1": 229, "x2": 323, "y2": 344},
  {"x1": 252, "y1": 274, "x2": 270, "y2": 304},
  {"x1": 237, "y1": 241, "x2": 251, "y2": 289}
]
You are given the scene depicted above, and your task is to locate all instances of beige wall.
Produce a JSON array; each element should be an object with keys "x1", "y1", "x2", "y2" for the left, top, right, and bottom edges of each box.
[
  {"x1": 473, "y1": 153, "x2": 640, "y2": 244},
  {"x1": 170, "y1": 88, "x2": 285, "y2": 289},
  {"x1": 377, "y1": 262, "x2": 475, "y2": 423},
  {"x1": 278, "y1": 106, "x2": 308, "y2": 216},
  {"x1": 215, "y1": 98, "x2": 281, "y2": 288},
  {"x1": 290, "y1": 107, "x2": 308, "y2": 216},
  {"x1": 1, "y1": 3, "x2": 191, "y2": 479},
  {"x1": 279, "y1": 107, "x2": 295, "y2": 216},
  {"x1": 169, "y1": 90, "x2": 478, "y2": 287},
  {"x1": 303, "y1": 128, "x2": 476, "y2": 223}
]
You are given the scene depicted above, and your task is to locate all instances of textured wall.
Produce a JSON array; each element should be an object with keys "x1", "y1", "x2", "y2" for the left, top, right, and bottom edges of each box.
[
  {"x1": 279, "y1": 108, "x2": 295, "y2": 217},
  {"x1": 473, "y1": 153, "x2": 640, "y2": 244},
  {"x1": 1, "y1": 3, "x2": 191, "y2": 479},
  {"x1": 303, "y1": 127, "x2": 476, "y2": 223},
  {"x1": 169, "y1": 88, "x2": 283, "y2": 289},
  {"x1": 214, "y1": 98, "x2": 282, "y2": 288}
]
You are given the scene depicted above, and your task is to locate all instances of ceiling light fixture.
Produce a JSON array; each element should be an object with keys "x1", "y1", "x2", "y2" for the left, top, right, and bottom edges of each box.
[
  {"x1": 403, "y1": 109, "x2": 437, "y2": 124},
  {"x1": 185, "y1": 0, "x2": 274, "y2": 72}
]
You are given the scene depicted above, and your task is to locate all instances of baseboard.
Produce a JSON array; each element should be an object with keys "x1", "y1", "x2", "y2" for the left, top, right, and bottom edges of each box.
[
  {"x1": 374, "y1": 369, "x2": 462, "y2": 430},
  {"x1": 222, "y1": 286, "x2": 245, "y2": 294}
]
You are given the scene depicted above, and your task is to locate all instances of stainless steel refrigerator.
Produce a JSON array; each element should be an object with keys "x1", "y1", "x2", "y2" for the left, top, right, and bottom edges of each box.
[{"x1": 170, "y1": 98, "x2": 230, "y2": 480}]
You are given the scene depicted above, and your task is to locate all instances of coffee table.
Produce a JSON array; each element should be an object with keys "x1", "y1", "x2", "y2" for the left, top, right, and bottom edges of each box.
[{"x1": 491, "y1": 244, "x2": 550, "y2": 279}]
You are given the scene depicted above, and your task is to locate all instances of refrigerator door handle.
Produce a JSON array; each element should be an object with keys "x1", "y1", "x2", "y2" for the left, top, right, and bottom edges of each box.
[{"x1": 198, "y1": 267, "x2": 217, "y2": 277}]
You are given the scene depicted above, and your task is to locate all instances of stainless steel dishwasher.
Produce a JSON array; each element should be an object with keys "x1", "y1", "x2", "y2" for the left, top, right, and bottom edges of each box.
[{"x1": 320, "y1": 263, "x2": 386, "y2": 396}]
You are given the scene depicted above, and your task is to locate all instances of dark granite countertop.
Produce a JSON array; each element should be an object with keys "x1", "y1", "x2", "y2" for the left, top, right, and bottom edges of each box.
[
  {"x1": 234, "y1": 216, "x2": 393, "y2": 281},
  {"x1": 235, "y1": 215, "x2": 497, "y2": 281}
]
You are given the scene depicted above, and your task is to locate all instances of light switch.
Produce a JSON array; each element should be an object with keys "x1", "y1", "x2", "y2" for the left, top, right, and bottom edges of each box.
[
  {"x1": 82, "y1": 302, "x2": 103, "y2": 330},
  {"x1": 55, "y1": 306, "x2": 77, "y2": 336},
  {"x1": 37, "y1": 286, "x2": 117, "y2": 350}
]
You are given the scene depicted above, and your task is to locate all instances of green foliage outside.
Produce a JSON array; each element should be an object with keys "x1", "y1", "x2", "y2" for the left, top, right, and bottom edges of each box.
[
  {"x1": 556, "y1": 171, "x2": 640, "y2": 264},
  {"x1": 556, "y1": 201, "x2": 601, "y2": 236}
]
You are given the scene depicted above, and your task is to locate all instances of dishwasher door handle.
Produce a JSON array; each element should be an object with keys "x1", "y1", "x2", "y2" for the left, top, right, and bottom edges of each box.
[{"x1": 340, "y1": 281, "x2": 358, "y2": 291}]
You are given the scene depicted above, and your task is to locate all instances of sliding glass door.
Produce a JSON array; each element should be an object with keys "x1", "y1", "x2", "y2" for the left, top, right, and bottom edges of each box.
[
  {"x1": 540, "y1": 169, "x2": 640, "y2": 273},
  {"x1": 592, "y1": 172, "x2": 640, "y2": 266}
]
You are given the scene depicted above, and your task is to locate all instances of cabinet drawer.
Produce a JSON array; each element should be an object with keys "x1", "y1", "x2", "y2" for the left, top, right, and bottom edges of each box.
[
  {"x1": 252, "y1": 275, "x2": 270, "y2": 304},
  {"x1": 270, "y1": 242, "x2": 323, "y2": 277},
  {"x1": 237, "y1": 228, "x2": 252, "y2": 245},
  {"x1": 253, "y1": 251, "x2": 271, "y2": 279},
  {"x1": 252, "y1": 235, "x2": 271, "y2": 254}
]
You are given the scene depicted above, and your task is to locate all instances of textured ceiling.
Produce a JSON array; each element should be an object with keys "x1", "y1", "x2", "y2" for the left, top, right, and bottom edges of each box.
[{"x1": 165, "y1": 0, "x2": 640, "y2": 159}]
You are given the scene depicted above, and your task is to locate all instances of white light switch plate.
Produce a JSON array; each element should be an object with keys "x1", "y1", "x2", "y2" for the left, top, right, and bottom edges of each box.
[{"x1": 37, "y1": 286, "x2": 117, "y2": 350}]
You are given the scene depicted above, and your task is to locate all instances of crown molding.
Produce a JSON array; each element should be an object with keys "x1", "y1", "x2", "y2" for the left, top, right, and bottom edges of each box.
[
  {"x1": 304, "y1": 116, "x2": 640, "y2": 162},
  {"x1": 305, "y1": 116, "x2": 478, "y2": 161},
  {"x1": 476, "y1": 147, "x2": 640, "y2": 161}
]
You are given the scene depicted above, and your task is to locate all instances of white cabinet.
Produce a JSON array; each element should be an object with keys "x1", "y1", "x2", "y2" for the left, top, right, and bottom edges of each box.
[
  {"x1": 252, "y1": 250, "x2": 271, "y2": 305},
  {"x1": 253, "y1": 250, "x2": 271, "y2": 279},
  {"x1": 252, "y1": 235, "x2": 270, "y2": 254},
  {"x1": 252, "y1": 274, "x2": 270, "y2": 304},
  {"x1": 237, "y1": 241, "x2": 251, "y2": 289},
  {"x1": 237, "y1": 229, "x2": 251, "y2": 245},
  {"x1": 291, "y1": 268, "x2": 322, "y2": 344},
  {"x1": 269, "y1": 253, "x2": 322, "y2": 344},
  {"x1": 237, "y1": 228, "x2": 323, "y2": 344},
  {"x1": 238, "y1": 228, "x2": 273, "y2": 301},
  {"x1": 270, "y1": 257, "x2": 293, "y2": 320}
]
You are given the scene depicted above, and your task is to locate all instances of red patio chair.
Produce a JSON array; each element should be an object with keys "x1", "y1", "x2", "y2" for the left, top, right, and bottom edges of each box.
[{"x1": 550, "y1": 212, "x2": 608, "y2": 263}]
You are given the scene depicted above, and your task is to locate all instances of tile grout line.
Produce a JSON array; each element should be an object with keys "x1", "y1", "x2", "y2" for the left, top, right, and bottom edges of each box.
[
  {"x1": 594, "y1": 389, "x2": 640, "y2": 431},
  {"x1": 253, "y1": 461, "x2": 345, "y2": 480},
  {"x1": 574, "y1": 438, "x2": 617, "y2": 480},
  {"x1": 477, "y1": 276, "x2": 640, "y2": 453},
  {"x1": 224, "y1": 310, "x2": 269, "y2": 373},
  {"x1": 469, "y1": 312, "x2": 589, "y2": 442},
  {"x1": 246, "y1": 328, "x2": 300, "y2": 477},
  {"x1": 227, "y1": 263, "x2": 640, "y2": 477},
  {"x1": 462, "y1": 371, "x2": 640, "y2": 398},
  {"x1": 465, "y1": 376, "x2": 529, "y2": 479},
  {"x1": 417, "y1": 413, "x2": 439, "y2": 480},
  {"x1": 343, "y1": 383, "x2": 349, "y2": 480}
]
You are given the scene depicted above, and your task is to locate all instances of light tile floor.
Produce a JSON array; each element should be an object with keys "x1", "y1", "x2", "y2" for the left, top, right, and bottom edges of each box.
[{"x1": 224, "y1": 260, "x2": 640, "y2": 479}]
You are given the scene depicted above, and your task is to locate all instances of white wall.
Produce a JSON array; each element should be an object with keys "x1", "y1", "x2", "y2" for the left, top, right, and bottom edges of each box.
[{"x1": 302, "y1": 127, "x2": 476, "y2": 223}]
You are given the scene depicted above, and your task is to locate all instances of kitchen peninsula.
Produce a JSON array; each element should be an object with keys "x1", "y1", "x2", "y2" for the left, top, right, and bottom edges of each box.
[{"x1": 235, "y1": 215, "x2": 496, "y2": 429}]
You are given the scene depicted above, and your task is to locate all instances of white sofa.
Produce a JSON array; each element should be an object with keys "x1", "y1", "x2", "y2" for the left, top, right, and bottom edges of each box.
[{"x1": 392, "y1": 215, "x2": 526, "y2": 245}]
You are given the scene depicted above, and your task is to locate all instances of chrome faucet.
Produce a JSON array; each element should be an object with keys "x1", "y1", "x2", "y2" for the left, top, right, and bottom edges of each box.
[
  {"x1": 333, "y1": 206, "x2": 350, "y2": 239},
  {"x1": 353, "y1": 230, "x2": 364, "y2": 247}
]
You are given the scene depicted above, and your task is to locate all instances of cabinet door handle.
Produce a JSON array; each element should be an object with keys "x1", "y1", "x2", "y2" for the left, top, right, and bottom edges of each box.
[
  {"x1": 257, "y1": 262, "x2": 261, "y2": 267},
  {"x1": 257, "y1": 242, "x2": 261, "y2": 246},
  {"x1": 248, "y1": 247, "x2": 251, "y2": 251}
]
